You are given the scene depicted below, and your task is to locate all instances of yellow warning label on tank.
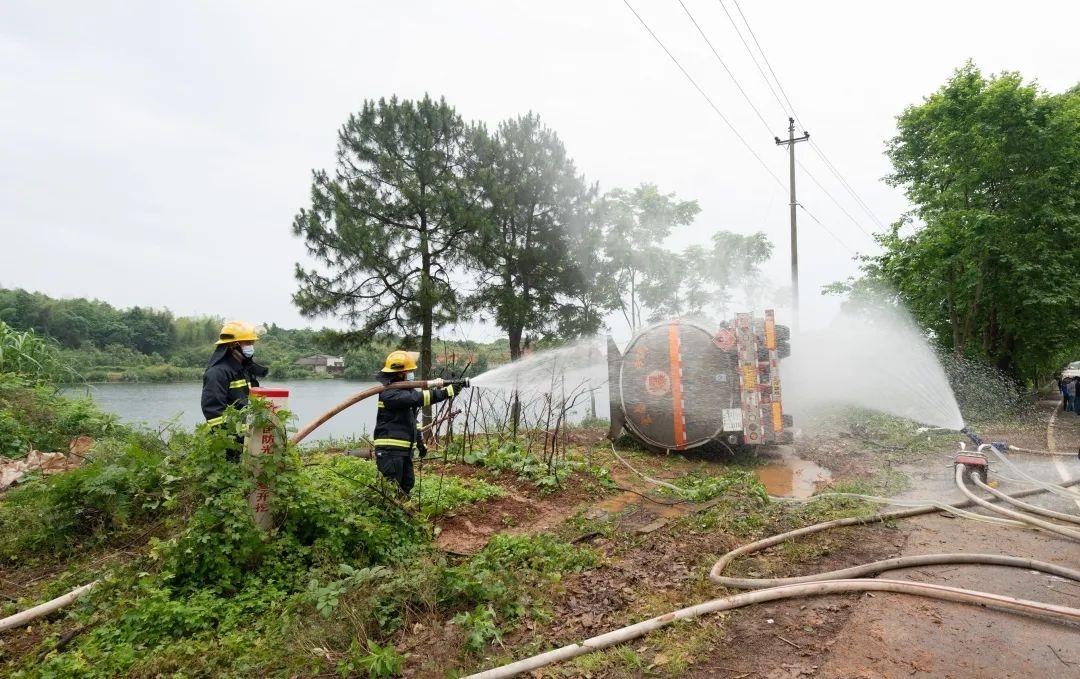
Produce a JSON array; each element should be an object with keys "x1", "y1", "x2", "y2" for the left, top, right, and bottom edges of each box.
[{"x1": 742, "y1": 365, "x2": 757, "y2": 388}]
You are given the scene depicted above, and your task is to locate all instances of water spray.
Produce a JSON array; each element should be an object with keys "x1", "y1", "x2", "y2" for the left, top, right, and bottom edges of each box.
[{"x1": 290, "y1": 377, "x2": 469, "y2": 445}]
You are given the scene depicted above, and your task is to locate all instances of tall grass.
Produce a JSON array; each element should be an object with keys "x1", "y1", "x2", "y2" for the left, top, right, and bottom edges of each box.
[{"x1": 0, "y1": 320, "x2": 78, "y2": 382}]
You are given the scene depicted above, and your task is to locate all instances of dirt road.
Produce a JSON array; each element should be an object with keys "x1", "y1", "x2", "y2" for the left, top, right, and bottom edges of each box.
[
  {"x1": 716, "y1": 401, "x2": 1080, "y2": 679},
  {"x1": 819, "y1": 401, "x2": 1080, "y2": 678}
]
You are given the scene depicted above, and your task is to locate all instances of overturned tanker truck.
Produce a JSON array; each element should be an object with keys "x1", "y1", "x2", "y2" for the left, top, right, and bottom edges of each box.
[{"x1": 607, "y1": 311, "x2": 793, "y2": 452}]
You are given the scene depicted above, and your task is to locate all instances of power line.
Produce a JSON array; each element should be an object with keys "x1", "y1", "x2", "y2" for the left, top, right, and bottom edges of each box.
[
  {"x1": 724, "y1": 0, "x2": 888, "y2": 231},
  {"x1": 621, "y1": 0, "x2": 785, "y2": 190},
  {"x1": 808, "y1": 140, "x2": 887, "y2": 229},
  {"x1": 796, "y1": 203, "x2": 855, "y2": 255},
  {"x1": 731, "y1": 0, "x2": 800, "y2": 119},
  {"x1": 623, "y1": 0, "x2": 854, "y2": 257},
  {"x1": 795, "y1": 157, "x2": 876, "y2": 242},
  {"x1": 678, "y1": 0, "x2": 876, "y2": 245},
  {"x1": 675, "y1": 0, "x2": 773, "y2": 136},
  {"x1": 715, "y1": 0, "x2": 788, "y2": 116}
]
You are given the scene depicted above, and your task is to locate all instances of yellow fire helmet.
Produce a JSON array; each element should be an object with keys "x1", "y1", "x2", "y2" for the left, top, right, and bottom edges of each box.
[
  {"x1": 216, "y1": 320, "x2": 261, "y2": 345},
  {"x1": 381, "y1": 350, "x2": 419, "y2": 373}
]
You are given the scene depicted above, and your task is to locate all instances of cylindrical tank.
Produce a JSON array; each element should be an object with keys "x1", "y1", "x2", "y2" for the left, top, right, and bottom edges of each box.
[{"x1": 618, "y1": 320, "x2": 738, "y2": 450}]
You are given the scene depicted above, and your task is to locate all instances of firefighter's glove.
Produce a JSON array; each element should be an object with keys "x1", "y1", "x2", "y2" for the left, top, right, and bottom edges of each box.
[{"x1": 417, "y1": 438, "x2": 428, "y2": 459}]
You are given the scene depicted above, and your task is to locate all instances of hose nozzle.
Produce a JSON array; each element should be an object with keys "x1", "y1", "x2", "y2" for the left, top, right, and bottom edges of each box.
[
  {"x1": 960, "y1": 426, "x2": 984, "y2": 446},
  {"x1": 447, "y1": 377, "x2": 470, "y2": 388}
]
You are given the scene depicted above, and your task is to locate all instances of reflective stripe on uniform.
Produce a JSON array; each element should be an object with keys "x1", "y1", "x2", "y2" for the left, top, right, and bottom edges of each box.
[
  {"x1": 206, "y1": 415, "x2": 226, "y2": 426},
  {"x1": 373, "y1": 437, "x2": 413, "y2": 449},
  {"x1": 377, "y1": 401, "x2": 385, "y2": 408},
  {"x1": 228, "y1": 378, "x2": 249, "y2": 389},
  {"x1": 447, "y1": 385, "x2": 455, "y2": 398},
  {"x1": 422, "y1": 389, "x2": 431, "y2": 407}
]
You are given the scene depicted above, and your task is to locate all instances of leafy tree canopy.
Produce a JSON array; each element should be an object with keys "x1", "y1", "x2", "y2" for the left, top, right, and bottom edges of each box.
[{"x1": 830, "y1": 63, "x2": 1080, "y2": 379}]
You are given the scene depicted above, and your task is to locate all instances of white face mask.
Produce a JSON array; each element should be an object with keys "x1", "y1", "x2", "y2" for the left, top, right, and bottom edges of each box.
[
  {"x1": 406, "y1": 372, "x2": 415, "y2": 381},
  {"x1": 241, "y1": 345, "x2": 255, "y2": 358}
]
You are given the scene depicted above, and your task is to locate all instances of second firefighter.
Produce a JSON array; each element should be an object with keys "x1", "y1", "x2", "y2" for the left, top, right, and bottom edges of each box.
[{"x1": 373, "y1": 350, "x2": 464, "y2": 496}]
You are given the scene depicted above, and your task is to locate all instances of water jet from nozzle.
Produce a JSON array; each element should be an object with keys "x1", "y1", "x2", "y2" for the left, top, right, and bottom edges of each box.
[{"x1": 783, "y1": 305, "x2": 963, "y2": 430}]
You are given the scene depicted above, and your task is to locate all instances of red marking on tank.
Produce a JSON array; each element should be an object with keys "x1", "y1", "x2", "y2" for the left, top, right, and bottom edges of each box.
[
  {"x1": 645, "y1": 370, "x2": 671, "y2": 396},
  {"x1": 668, "y1": 321, "x2": 686, "y2": 449}
]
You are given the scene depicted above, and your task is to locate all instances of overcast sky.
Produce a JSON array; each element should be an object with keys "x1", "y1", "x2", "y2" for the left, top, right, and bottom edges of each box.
[{"x1": 2, "y1": 1, "x2": 1076, "y2": 343}]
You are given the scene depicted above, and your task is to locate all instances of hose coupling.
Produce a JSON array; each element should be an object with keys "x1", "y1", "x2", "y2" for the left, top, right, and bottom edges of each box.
[{"x1": 959, "y1": 426, "x2": 984, "y2": 447}]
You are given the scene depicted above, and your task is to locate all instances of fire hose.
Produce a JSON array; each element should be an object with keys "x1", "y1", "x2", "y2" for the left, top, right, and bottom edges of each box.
[
  {"x1": 1006, "y1": 443, "x2": 1077, "y2": 457},
  {"x1": 954, "y1": 465, "x2": 1080, "y2": 541},
  {"x1": 289, "y1": 378, "x2": 470, "y2": 445},
  {"x1": 0, "y1": 377, "x2": 471, "y2": 635},
  {"x1": 466, "y1": 442, "x2": 1080, "y2": 678}
]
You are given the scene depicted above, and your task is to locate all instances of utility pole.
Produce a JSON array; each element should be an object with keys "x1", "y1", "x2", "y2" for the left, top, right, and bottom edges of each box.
[{"x1": 775, "y1": 117, "x2": 809, "y2": 330}]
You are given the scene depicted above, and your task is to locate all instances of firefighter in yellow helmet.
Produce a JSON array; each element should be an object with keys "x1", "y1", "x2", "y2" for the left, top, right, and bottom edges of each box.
[
  {"x1": 373, "y1": 350, "x2": 465, "y2": 496},
  {"x1": 201, "y1": 321, "x2": 269, "y2": 456}
]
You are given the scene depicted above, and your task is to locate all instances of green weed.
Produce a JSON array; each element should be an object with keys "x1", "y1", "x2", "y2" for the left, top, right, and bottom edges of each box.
[
  {"x1": 455, "y1": 439, "x2": 580, "y2": 491},
  {"x1": 0, "y1": 375, "x2": 126, "y2": 457},
  {"x1": 452, "y1": 603, "x2": 504, "y2": 651},
  {"x1": 336, "y1": 639, "x2": 408, "y2": 678},
  {"x1": 659, "y1": 469, "x2": 769, "y2": 503}
]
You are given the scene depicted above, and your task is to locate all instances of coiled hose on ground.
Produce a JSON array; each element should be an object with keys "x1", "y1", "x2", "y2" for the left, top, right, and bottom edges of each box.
[{"x1": 465, "y1": 455, "x2": 1080, "y2": 678}]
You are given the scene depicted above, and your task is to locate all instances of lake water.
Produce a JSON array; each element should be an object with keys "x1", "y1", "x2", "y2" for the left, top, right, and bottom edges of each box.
[
  {"x1": 64, "y1": 380, "x2": 382, "y2": 443},
  {"x1": 65, "y1": 376, "x2": 613, "y2": 444}
]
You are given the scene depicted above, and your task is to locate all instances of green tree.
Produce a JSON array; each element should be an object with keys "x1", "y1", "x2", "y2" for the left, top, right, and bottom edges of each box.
[
  {"x1": 292, "y1": 95, "x2": 476, "y2": 381},
  {"x1": 638, "y1": 231, "x2": 772, "y2": 323},
  {"x1": 833, "y1": 63, "x2": 1080, "y2": 379},
  {"x1": 467, "y1": 113, "x2": 599, "y2": 360},
  {"x1": 553, "y1": 197, "x2": 619, "y2": 340},
  {"x1": 122, "y1": 307, "x2": 176, "y2": 355},
  {"x1": 599, "y1": 184, "x2": 700, "y2": 330}
]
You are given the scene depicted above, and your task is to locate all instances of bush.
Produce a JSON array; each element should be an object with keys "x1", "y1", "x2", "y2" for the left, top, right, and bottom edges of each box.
[
  {"x1": 439, "y1": 533, "x2": 596, "y2": 620},
  {"x1": 337, "y1": 639, "x2": 408, "y2": 678},
  {"x1": 0, "y1": 436, "x2": 168, "y2": 561},
  {"x1": 117, "y1": 364, "x2": 201, "y2": 382},
  {"x1": 7, "y1": 395, "x2": 598, "y2": 675},
  {"x1": 659, "y1": 469, "x2": 769, "y2": 503},
  {"x1": 0, "y1": 375, "x2": 125, "y2": 457}
]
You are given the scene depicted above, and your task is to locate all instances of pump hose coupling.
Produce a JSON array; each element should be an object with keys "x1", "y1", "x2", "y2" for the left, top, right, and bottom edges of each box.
[{"x1": 959, "y1": 426, "x2": 984, "y2": 447}]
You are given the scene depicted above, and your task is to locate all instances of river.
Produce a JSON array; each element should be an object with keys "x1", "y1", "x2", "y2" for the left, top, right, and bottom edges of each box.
[
  {"x1": 66, "y1": 377, "x2": 611, "y2": 444},
  {"x1": 64, "y1": 380, "x2": 381, "y2": 442}
]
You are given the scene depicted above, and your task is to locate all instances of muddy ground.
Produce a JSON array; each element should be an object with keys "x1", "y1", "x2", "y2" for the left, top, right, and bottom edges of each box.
[
  {"x1": 415, "y1": 399, "x2": 1080, "y2": 679},
  {"x1": 2, "y1": 400, "x2": 1077, "y2": 678}
]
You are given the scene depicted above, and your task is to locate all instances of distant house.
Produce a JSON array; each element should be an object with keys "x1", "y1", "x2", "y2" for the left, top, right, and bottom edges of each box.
[{"x1": 295, "y1": 354, "x2": 345, "y2": 374}]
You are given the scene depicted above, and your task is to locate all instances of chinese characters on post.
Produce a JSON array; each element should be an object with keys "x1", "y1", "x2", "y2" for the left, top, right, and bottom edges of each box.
[{"x1": 245, "y1": 388, "x2": 289, "y2": 531}]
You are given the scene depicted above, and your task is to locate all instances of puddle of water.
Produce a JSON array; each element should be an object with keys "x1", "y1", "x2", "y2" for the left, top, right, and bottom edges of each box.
[
  {"x1": 755, "y1": 446, "x2": 831, "y2": 498},
  {"x1": 593, "y1": 490, "x2": 686, "y2": 519}
]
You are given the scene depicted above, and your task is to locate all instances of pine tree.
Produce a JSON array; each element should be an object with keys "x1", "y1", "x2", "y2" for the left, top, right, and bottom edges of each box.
[{"x1": 292, "y1": 95, "x2": 475, "y2": 381}]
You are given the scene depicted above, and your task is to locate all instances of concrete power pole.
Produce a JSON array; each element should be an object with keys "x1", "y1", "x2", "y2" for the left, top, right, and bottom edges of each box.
[{"x1": 775, "y1": 117, "x2": 809, "y2": 330}]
